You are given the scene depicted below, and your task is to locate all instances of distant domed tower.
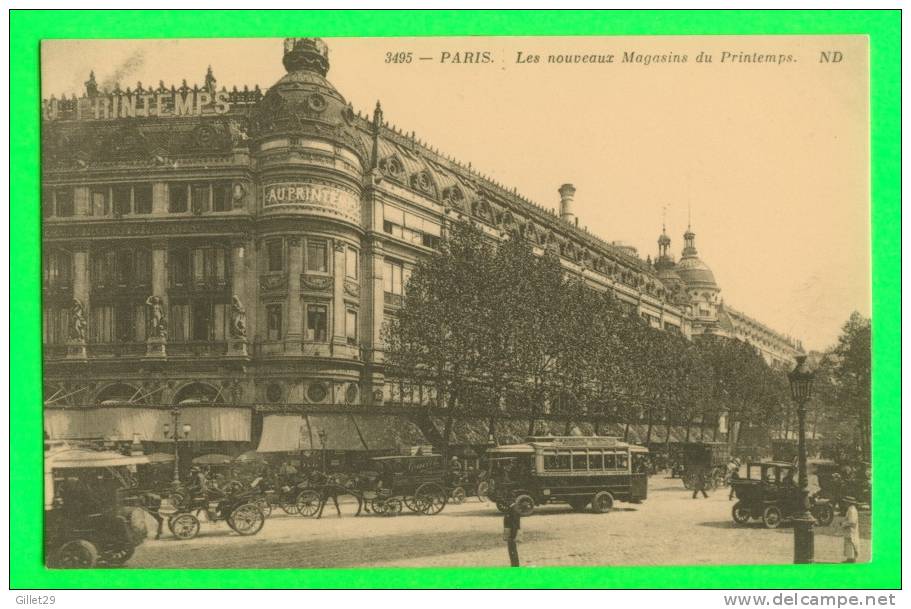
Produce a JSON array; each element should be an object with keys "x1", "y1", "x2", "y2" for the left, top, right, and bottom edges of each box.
[
  {"x1": 653, "y1": 226, "x2": 688, "y2": 305},
  {"x1": 676, "y1": 225, "x2": 720, "y2": 321}
]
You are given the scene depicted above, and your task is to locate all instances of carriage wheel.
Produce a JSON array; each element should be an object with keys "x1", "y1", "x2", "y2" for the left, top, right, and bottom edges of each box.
[
  {"x1": 254, "y1": 497, "x2": 272, "y2": 518},
  {"x1": 170, "y1": 513, "x2": 201, "y2": 540},
  {"x1": 731, "y1": 502, "x2": 751, "y2": 525},
  {"x1": 415, "y1": 483, "x2": 447, "y2": 515},
  {"x1": 296, "y1": 490, "x2": 322, "y2": 517},
  {"x1": 403, "y1": 495, "x2": 420, "y2": 513},
  {"x1": 369, "y1": 498, "x2": 387, "y2": 515},
  {"x1": 383, "y1": 498, "x2": 403, "y2": 516},
  {"x1": 591, "y1": 491, "x2": 614, "y2": 514},
  {"x1": 280, "y1": 500, "x2": 299, "y2": 515},
  {"x1": 52, "y1": 539, "x2": 99, "y2": 568},
  {"x1": 476, "y1": 480, "x2": 491, "y2": 502},
  {"x1": 228, "y1": 503, "x2": 265, "y2": 536},
  {"x1": 762, "y1": 505, "x2": 783, "y2": 529},
  {"x1": 450, "y1": 486, "x2": 466, "y2": 505}
]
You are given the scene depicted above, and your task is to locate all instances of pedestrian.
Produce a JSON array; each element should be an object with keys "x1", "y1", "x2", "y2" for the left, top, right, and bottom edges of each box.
[
  {"x1": 841, "y1": 496, "x2": 860, "y2": 563},
  {"x1": 728, "y1": 458, "x2": 741, "y2": 501},
  {"x1": 692, "y1": 470, "x2": 709, "y2": 499},
  {"x1": 503, "y1": 501, "x2": 522, "y2": 567}
]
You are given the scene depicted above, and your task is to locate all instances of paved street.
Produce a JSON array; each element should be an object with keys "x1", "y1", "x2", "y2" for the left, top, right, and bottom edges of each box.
[{"x1": 128, "y1": 476, "x2": 871, "y2": 568}]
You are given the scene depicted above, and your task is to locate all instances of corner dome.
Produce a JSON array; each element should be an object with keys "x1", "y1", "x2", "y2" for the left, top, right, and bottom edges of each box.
[
  {"x1": 676, "y1": 255, "x2": 718, "y2": 290},
  {"x1": 249, "y1": 38, "x2": 359, "y2": 148}
]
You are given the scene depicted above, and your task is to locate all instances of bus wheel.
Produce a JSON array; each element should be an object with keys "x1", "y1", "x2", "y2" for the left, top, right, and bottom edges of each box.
[
  {"x1": 591, "y1": 491, "x2": 614, "y2": 514},
  {"x1": 514, "y1": 494, "x2": 535, "y2": 517}
]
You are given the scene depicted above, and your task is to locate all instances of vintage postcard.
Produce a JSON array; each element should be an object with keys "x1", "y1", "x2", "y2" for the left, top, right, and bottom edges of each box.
[{"x1": 40, "y1": 35, "x2": 871, "y2": 569}]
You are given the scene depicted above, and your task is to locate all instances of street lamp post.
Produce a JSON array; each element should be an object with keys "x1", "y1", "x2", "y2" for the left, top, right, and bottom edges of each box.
[
  {"x1": 788, "y1": 354, "x2": 816, "y2": 564},
  {"x1": 163, "y1": 407, "x2": 192, "y2": 484}
]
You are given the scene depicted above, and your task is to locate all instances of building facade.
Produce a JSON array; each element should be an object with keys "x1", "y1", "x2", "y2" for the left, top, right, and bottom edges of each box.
[{"x1": 41, "y1": 38, "x2": 802, "y2": 450}]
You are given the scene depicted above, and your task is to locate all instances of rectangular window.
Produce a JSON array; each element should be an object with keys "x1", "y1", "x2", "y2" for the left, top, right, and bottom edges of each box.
[
  {"x1": 115, "y1": 250, "x2": 133, "y2": 286},
  {"x1": 384, "y1": 260, "x2": 403, "y2": 295},
  {"x1": 267, "y1": 240, "x2": 283, "y2": 272},
  {"x1": 306, "y1": 240, "x2": 328, "y2": 273},
  {"x1": 345, "y1": 309, "x2": 358, "y2": 345},
  {"x1": 169, "y1": 304, "x2": 189, "y2": 341},
  {"x1": 170, "y1": 250, "x2": 190, "y2": 287},
  {"x1": 571, "y1": 452, "x2": 588, "y2": 472},
  {"x1": 112, "y1": 185, "x2": 132, "y2": 216},
  {"x1": 169, "y1": 184, "x2": 188, "y2": 213},
  {"x1": 90, "y1": 187, "x2": 110, "y2": 216},
  {"x1": 616, "y1": 453, "x2": 629, "y2": 470},
  {"x1": 114, "y1": 303, "x2": 134, "y2": 343},
  {"x1": 345, "y1": 247, "x2": 358, "y2": 279},
  {"x1": 42, "y1": 307, "x2": 69, "y2": 345},
  {"x1": 55, "y1": 189, "x2": 74, "y2": 217},
  {"x1": 603, "y1": 453, "x2": 617, "y2": 469},
  {"x1": 306, "y1": 304, "x2": 328, "y2": 342},
  {"x1": 587, "y1": 451, "x2": 604, "y2": 471},
  {"x1": 212, "y1": 182, "x2": 232, "y2": 212},
  {"x1": 267, "y1": 304, "x2": 283, "y2": 341},
  {"x1": 543, "y1": 451, "x2": 571, "y2": 471},
  {"x1": 134, "y1": 184, "x2": 153, "y2": 214},
  {"x1": 422, "y1": 233, "x2": 440, "y2": 249},
  {"x1": 192, "y1": 301, "x2": 212, "y2": 341},
  {"x1": 91, "y1": 305, "x2": 115, "y2": 343},
  {"x1": 191, "y1": 183, "x2": 210, "y2": 214}
]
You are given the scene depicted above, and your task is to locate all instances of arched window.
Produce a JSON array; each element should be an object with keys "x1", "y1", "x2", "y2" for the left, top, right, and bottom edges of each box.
[{"x1": 173, "y1": 382, "x2": 226, "y2": 405}]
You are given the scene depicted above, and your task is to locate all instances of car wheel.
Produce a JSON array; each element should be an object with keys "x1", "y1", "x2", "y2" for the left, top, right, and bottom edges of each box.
[
  {"x1": 762, "y1": 505, "x2": 783, "y2": 529},
  {"x1": 514, "y1": 494, "x2": 535, "y2": 517},
  {"x1": 813, "y1": 503, "x2": 835, "y2": 527},
  {"x1": 495, "y1": 501, "x2": 510, "y2": 513},
  {"x1": 170, "y1": 513, "x2": 201, "y2": 540},
  {"x1": 732, "y1": 502, "x2": 751, "y2": 525},
  {"x1": 591, "y1": 491, "x2": 614, "y2": 514},
  {"x1": 102, "y1": 545, "x2": 135, "y2": 566},
  {"x1": 52, "y1": 539, "x2": 98, "y2": 568}
]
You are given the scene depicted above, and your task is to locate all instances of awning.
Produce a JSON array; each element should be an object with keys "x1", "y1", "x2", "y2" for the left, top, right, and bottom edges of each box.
[
  {"x1": 257, "y1": 414, "x2": 428, "y2": 453},
  {"x1": 44, "y1": 407, "x2": 251, "y2": 442}
]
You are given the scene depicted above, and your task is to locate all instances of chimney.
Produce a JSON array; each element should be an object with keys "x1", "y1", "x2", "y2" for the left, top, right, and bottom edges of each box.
[{"x1": 559, "y1": 183, "x2": 576, "y2": 225}]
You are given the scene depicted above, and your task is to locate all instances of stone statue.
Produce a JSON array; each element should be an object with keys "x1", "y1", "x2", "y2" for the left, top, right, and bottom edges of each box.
[
  {"x1": 145, "y1": 295, "x2": 167, "y2": 339},
  {"x1": 230, "y1": 295, "x2": 247, "y2": 339},
  {"x1": 69, "y1": 299, "x2": 86, "y2": 342}
]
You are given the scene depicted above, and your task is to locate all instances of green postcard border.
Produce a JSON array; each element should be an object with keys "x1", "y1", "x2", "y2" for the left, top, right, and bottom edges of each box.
[{"x1": 10, "y1": 9, "x2": 900, "y2": 589}]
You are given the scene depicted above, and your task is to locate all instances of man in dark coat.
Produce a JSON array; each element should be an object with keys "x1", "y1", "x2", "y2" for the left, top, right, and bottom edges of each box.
[{"x1": 692, "y1": 470, "x2": 709, "y2": 499}]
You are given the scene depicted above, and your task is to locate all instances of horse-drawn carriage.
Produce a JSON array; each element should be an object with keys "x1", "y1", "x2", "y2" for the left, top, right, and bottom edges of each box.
[{"x1": 680, "y1": 442, "x2": 731, "y2": 490}]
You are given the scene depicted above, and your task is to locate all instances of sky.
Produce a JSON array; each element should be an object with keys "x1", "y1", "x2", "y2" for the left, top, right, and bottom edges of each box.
[{"x1": 41, "y1": 36, "x2": 870, "y2": 352}]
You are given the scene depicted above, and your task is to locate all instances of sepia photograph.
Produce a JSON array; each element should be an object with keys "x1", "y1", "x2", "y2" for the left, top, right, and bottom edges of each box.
[{"x1": 39, "y1": 33, "x2": 873, "y2": 570}]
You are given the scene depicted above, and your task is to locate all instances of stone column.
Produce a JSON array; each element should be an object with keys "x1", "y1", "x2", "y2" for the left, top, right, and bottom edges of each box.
[
  {"x1": 66, "y1": 245, "x2": 90, "y2": 359},
  {"x1": 366, "y1": 239, "x2": 386, "y2": 404},
  {"x1": 228, "y1": 240, "x2": 249, "y2": 356},
  {"x1": 152, "y1": 182, "x2": 169, "y2": 215},
  {"x1": 146, "y1": 242, "x2": 168, "y2": 358},
  {"x1": 331, "y1": 241, "x2": 347, "y2": 349},
  {"x1": 285, "y1": 237, "x2": 303, "y2": 347}
]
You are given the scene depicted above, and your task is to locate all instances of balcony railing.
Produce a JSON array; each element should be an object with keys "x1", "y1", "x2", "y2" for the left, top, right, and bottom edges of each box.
[
  {"x1": 86, "y1": 342, "x2": 148, "y2": 358},
  {"x1": 167, "y1": 340, "x2": 228, "y2": 357}
]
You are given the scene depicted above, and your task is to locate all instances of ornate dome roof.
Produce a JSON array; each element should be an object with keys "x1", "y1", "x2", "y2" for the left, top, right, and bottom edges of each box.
[
  {"x1": 249, "y1": 38, "x2": 361, "y2": 156},
  {"x1": 677, "y1": 228, "x2": 719, "y2": 290}
]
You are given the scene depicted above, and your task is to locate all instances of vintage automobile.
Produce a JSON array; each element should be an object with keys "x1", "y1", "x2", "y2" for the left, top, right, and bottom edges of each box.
[
  {"x1": 680, "y1": 442, "x2": 731, "y2": 490},
  {"x1": 45, "y1": 446, "x2": 150, "y2": 568},
  {"x1": 730, "y1": 461, "x2": 834, "y2": 528},
  {"x1": 485, "y1": 436, "x2": 649, "y2": 516}
]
